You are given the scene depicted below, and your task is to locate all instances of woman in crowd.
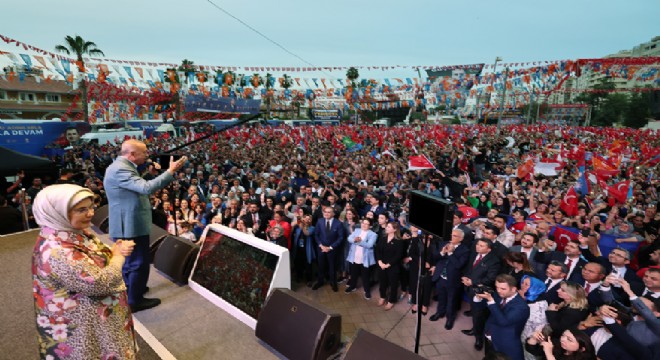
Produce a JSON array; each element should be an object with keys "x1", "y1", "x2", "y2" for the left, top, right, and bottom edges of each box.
[
  {"x1": 341, "y1": 208, "x2": 360, "y2": 285},
  {"x1": 406, "y1": 227, "x2": 435, "y2": 315},
  {"x1": 526, "y1": 328, "x2": 597, "y2": 360},
  {"x1": 519, "y1": 275, "x2": 549, "y2": 359},
  {"x1": 545, "y1": 282, "x2": 590, "y2": 340},
  {"x1": 292, "y1": 213, "x2": 315, "y2": 285},
  {"x1": 504, "y1": 251, "x2": 536, "y2": 285},
  {"x1": 32, "y1": 184, "x2": 136, "y2": 359},
  {"x1": 268, "y1": 210, "x2": 292, "y2": 249},
  {"x1": 345, "y1": 218, "x2": 378, "y2": 299},
  {"x1": 235, "y1": 218, "x2": 253, "y2": 235},
  {"x1": 266, "y1": 225, "x2": 287, "y2": 248},
  {"x1": 192, "y1": 203, "x2": 206, "y2": 239},
  {"x1": 375, "y1": 221, "x2": 405, "y2": 310}
]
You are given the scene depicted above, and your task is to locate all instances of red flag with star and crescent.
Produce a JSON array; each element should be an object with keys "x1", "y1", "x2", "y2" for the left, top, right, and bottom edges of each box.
[{"x1": 560, "y1": 187, "x2": 579, "y2": 217}]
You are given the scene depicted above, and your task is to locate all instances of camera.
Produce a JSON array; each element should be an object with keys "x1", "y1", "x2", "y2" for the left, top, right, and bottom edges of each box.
[{"x1": 472, "y1": 284, "x2": 493, "y2": 294}]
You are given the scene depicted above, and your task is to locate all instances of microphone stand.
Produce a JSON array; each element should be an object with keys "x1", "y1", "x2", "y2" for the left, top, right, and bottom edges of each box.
[{"x1": 413, "y1": 231, "x2": 431, "y2": 354}]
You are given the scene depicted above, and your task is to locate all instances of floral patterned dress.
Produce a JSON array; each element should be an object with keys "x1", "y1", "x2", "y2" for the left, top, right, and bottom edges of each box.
[{"x1": 32, "y1": 227, "x2": 135, "y2": 360}]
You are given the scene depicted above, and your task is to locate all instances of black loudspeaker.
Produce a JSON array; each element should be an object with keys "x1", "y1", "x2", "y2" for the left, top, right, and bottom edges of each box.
[
  {"x1": 256, "y1": 288, "x2": 341, "y2": 360},
  {"x1": 343, "y1": 329, "x2": 425, "y2": 360},
  {"x1": 91, "y1": 205, "x2": 109, "y2": 233},
  {"x1": 408, "y1": 190, "x2": 454, "y2": 240},
  {"x1": 148, "y1": 224, "x2": 170, "y2": 262},
  {"x1": 153, "y1": 235, "x2": 199, "y2": 284}
]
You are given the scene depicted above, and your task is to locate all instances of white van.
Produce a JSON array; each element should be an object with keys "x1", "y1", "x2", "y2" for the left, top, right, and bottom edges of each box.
[{"x1": 80, "y1": 128, "x2": 144, "y2": 145}]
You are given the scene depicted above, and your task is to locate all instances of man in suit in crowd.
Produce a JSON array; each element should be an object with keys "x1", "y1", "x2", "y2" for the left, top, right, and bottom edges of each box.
[
  {"x1": 480, "y1": 274, "x2": 530, "y2": 360},
  {"x1": 580, "y1": 262, "x2": 607, "y2": 311},
  {"x1": 240, "y1": 201, "x2": 268, "y2": 238},
  {"x1": 510, "y1": 232, "x2": 543, "y2": 275},
  {"x1": 430, "y1": 229, "x2": 470, "y2": 330},
  {"x1": 452, "y1": 211, "x2": 475, "y2": 245},
  {"x1": 544, "y1": 261, "x2": 568, "y2": 305},
  {"x1": 534, "y1": 239, "x2": 586, "y2": 284},
  {"x1": 579, "y1": 242, "x2": 644, "y2": 302},
  {"x1": 361, "y1": 193, "x2": 385, "y2": 217},
  {"x1": 461, "y1": 238, "x2": 501, "y2": 351},
  {"x1": 104, "y1": 139, "x2": 187, "y2": 312},
  {"x1": 313, "y1": 206, "x2": 346, "y2": 292}
]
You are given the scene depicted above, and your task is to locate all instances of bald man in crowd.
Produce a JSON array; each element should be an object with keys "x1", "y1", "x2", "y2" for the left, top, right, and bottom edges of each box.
[{"x1": 104, "y1": 139, "x2": 187, "y2": 312}]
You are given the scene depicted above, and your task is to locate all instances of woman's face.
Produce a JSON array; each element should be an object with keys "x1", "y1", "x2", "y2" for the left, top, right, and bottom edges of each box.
[
  {"x1": 559, "y1": 330, "x2": 581, "y2": 352},
  {"x1": 480, "y1": 195, "x2": 487, "y2": 202},
  {"x1": 360, "y1": 220, "x2": 371, "y2": 230},
  {"x1": 181, "y1": 200, "x2": 189, "y2": 209},
  {"x1": 378, "y1": 214, "x2": 388, "y2": 225},
  {"x1": 385, "y1": 223, "x2": 395, "y2": 234},
  {"x1": 496, "y1": 197, "x2": 504, "y2": 205},
  {"x1": 68, "y1": 198, "x2": 95, "y2": 230},
  {"x1": 557, "y1": 285, "x2": 572, "y2": 302}
]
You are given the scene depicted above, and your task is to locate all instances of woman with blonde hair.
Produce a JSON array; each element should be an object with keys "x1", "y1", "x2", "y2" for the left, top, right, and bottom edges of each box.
[{"x1": 545, "y1": 282, "x2": 589, "y2": 341}]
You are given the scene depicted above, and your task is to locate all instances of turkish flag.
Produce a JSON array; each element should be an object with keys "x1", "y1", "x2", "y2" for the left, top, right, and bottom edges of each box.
[
  {"x1": 560, "y1": 187, "x2": 579, "y2": 217},
  {"x1": 517, "y1": 158, "x2": 535, "y2": 179},
  {"x1": 552, "y1": 225, "x2": 579, "y2": 252},
  {"x1": 408, "y1": 155, "x2": 435, "y2": 171}
]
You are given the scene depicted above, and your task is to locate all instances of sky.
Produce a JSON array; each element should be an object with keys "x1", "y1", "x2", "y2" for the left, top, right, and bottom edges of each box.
[{"x1": 1, "y1": 0, "x2": 658, "y2": 79}]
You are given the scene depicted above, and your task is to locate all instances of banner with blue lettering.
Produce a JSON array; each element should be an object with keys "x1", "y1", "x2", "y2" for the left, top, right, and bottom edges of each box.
[{"x1": 184, "y1": 95, "x2": 261, "y2": 115}]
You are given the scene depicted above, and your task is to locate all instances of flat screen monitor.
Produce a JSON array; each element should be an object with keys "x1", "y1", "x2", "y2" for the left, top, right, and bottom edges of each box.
[
  {"x1": 407, "y1": 190, "x2": 454, "y2": 240},
  {"x1": 188, "y1": 224, "x2": 291, "y2": 329}
]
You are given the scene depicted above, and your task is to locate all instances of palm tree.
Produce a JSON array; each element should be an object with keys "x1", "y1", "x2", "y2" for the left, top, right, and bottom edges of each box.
[
  {"x1": 346, "y1": 67, "x2": 360, "y2": 123},
  {"x1": 264, "y1": 72, "x2": 273, "y2": 119},
  {"x1": 281, "y1": 74, "x2": 293, "y2": 118},
  {"x1": 55, "y1": 35, "x2": 105, "y2": 123}
]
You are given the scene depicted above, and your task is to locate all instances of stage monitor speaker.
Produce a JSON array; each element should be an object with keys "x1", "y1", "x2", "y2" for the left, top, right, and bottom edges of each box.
[
  {"x1": 256, "y1": 288, "x2": 341, "y2": 360},
  {"x1": 343, "y1": 329, "x2": 425, "y2": 360},
  {"x1": 91, "y1": 205, "x2": 109, "y2": 233},
  {"x1": 153, "y1": 235, "x2": 199, "y2": 285},
  {"x1": 148, "y1": 224, "x2": 170, "y2": 262},
  {"x1": 408, "y1": 190, "x2": 454, "y2": 241}
]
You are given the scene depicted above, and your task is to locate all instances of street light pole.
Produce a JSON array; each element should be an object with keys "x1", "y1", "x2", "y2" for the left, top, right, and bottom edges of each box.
[{"x1": 497, "y1": 67, "x2": 509, "y2": 128}]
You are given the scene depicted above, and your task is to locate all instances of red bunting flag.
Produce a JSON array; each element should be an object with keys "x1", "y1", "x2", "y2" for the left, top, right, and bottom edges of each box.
[
  {"x1": 407, "y1": 155, "x2": 435, "y2": 171},
  {"x1": 560, "y1": 187, "x2": 579, "y2": 217}
]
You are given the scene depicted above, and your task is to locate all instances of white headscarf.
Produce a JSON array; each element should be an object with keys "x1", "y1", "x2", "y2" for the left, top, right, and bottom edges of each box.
[{"x1": 32, "y1": 184, "x2": 95, "y2": 233}]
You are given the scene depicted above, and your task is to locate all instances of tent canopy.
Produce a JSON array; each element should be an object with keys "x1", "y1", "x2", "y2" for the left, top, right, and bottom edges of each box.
[{"x1": 0, "y1": 146, "x2": 56, "y2": 174}]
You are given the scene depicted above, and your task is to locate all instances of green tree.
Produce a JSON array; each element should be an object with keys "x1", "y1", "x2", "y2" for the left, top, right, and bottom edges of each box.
[
  {"x1": 593, "y1": 93, "x2": 628, "y2": 126},
  {"x1": 346, "y1": 67, "x2": 360, "y2": 122},
  {"x1": 264, "y1": 72, "x2": 273, "y2": 119},
  {"x1": 55, "y1": 35, "x2": 105, "y2": 123},
  {"x1": 281, "y1": 74, "x2": 293, "y2": 118},
  {"x1": 624, "y1": 91, "x2": 650, "y2": 128},
  {"x1": 346, "y1": 67, "x2": 359, "y2": 88}
]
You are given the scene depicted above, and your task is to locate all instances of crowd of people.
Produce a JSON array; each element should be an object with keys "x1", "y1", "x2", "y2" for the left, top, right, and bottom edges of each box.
[{"x1": 2, "y1": 121, "x2": 659, "y2": 359}]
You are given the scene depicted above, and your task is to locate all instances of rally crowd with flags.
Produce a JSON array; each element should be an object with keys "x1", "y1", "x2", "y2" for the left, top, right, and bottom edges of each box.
[{"x1": 3, "y1": 122, "x2": 659, "y2": 360}]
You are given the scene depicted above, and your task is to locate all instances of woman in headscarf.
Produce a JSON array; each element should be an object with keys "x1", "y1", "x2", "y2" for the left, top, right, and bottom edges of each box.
[
  {"x1": 519, "y1": 275, "x2": 549, "y2": 360},
  {"x1": 32, "y1": 184, "x2": 136, "y2": 360}
]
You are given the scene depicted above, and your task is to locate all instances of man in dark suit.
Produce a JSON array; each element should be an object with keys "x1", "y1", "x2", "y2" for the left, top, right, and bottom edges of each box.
[
  {"x1": 510, "y1": 232, "x2": 543, "y2": 275},
  {"x1": 480, "y1": 274, "x2": 530, "y2": 360},
  {"x1": 360, "y1": 193, "x2": 385, "y2": 217},
  {"x1": 534, "y1": 239, "x2": 586, "y2": 284},
  {"x1": 104, "y1": 140, "x2": 187, "y2": 312},
  {"x1": 430, "y1": 229, "x2": 470, "y2": 330},
  {"x1": 579, "y1": 242, "x2": 645, "y2": 302},
  {"x1": 452, "y1": 211, "x2": 474, "y2": 245},
  {"x1": 580, "y1": 262, "x2": 607, "y2": 311},
  {"x1": 240, "y1": 201, "x2": 267, "y2": 238},
  {"x1": 543, "y1": 261, "x2": 568, "y2": 305},
  {"x1": 461, "y1": 238, "x2": 501, "y2": 350},
  {"x1": 313, "y1": 206, "x2": 346, "y2": 292}
]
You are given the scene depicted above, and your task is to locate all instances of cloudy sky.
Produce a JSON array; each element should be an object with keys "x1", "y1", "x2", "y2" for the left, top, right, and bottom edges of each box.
[{"x1": 1, "y1": 0, "x2": 657, "y2": 78}]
